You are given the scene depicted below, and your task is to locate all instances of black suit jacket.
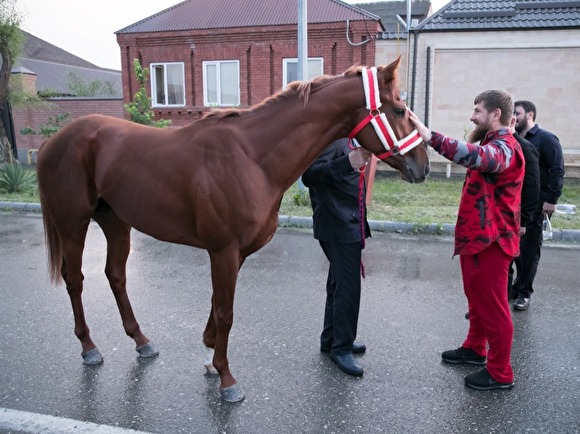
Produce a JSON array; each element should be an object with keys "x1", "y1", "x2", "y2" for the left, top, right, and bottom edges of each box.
[
  {"x1": 515, "y1": 133, "x2": 540, "y2": 227},
  {"x1": 301, "y1": 138, "x2": 371, "y2": 244},
  {"x1": 523, "y1": 124, "x2": 564, "y2": 205}
]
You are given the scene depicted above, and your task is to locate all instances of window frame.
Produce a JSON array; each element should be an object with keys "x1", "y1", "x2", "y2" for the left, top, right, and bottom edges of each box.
[
  {"x1": 150, "y1": 62, "x2": 186, "y2": 107},
  {"x1": 282, "y1": 57, "x2": 324, "y2": 88},
  {"x1": 202, "y1": 60, "x2": 241, "y2": 106}
]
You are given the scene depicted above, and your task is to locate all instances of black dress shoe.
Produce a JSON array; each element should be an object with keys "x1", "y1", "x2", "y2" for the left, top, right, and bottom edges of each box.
[
  {"x1": 330, "y1": 353, "x2": 364, "y2": 377},
  {"x1": 321, "y1": 342, "x2": 366, "y2": 354},
  {"x1": 513, "y1": 296, "x2": 530, "y2": 310}
]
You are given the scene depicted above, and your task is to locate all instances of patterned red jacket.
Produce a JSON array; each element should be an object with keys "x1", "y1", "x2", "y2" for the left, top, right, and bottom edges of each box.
[{"x1": 430, "y1": 128, "x2": 525, "y2": 257}]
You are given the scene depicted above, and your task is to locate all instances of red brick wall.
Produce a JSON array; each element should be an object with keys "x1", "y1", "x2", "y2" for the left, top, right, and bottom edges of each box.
[
  {"x1": 117, "y1": 21, "x2": 377, "y2": 127},
  {"x1": 12, "y1": 98, "x2": 124, "y2": 163}
]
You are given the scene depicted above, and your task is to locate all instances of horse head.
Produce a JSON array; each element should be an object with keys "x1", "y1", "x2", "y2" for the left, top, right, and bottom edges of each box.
[{"x1": 348, "y1": 57, "x2": 430, "y2": 184}]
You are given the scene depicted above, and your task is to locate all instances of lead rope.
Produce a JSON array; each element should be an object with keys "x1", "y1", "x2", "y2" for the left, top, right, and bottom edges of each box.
[
  {"x1": 349, "y1": 140, "x2": 367, "y2": 279},
  {"x1": 358, "y1": 169, "x2": 366, "y2": 279}
]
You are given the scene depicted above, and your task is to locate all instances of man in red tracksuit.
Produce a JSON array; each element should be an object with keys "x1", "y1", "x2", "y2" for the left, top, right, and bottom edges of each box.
[{"x1": 410, "y1": 90, "x2": 525, "y2": 390}]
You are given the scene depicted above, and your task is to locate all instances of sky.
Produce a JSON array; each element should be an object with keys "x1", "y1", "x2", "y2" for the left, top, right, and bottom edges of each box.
[{"x1": 19, "y1": 0, "x2": 450, "y2": 71}]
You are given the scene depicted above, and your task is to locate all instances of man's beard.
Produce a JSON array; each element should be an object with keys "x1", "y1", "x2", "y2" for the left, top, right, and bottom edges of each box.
[
  {"x1": 468, "y1": 123, "x2": 490, "y2": 143},
  {"x1": 515, "y1": 118, "x2": 527, "y2": 133}
]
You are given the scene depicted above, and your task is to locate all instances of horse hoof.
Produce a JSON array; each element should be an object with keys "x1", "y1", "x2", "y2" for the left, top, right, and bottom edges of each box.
[
  {"x1": 136, "y1": 342, "x2": 159, "y2": 358},
  {"x1": 82, "y1": 348, "x2": 103, "y2": 365},
  {"x1": 220, "y1": 384, "x2": 245, "y2": 402}
]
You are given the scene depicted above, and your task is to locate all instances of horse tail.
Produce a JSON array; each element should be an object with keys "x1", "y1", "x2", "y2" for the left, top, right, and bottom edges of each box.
[{"x1": 39, "y1": 182, "x2": 64, "y2": 285}]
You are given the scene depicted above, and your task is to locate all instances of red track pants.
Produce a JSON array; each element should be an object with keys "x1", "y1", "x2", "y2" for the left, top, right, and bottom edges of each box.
[{"x1": 461, "y1": 242, "x2": 514, "y2": 383}]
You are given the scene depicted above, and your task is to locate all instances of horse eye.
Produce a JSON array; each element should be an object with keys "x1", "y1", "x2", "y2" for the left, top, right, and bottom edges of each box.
[{"x1": 394, "y1": 108, "x2": 406, "y2": 117}]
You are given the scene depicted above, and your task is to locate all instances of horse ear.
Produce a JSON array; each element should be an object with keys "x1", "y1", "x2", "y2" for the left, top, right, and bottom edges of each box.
[
  {"x1": 389, "y1": 56, "x2": 402, "y2": 71},
  {"x1": 377, "y1": 56, "x2": 401, "y2": 84}
]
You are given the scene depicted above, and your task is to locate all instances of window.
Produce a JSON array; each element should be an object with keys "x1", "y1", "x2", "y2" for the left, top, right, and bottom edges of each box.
[
  {"x1": 282, "y1": 57, "x2": 324, "y2": 88},
  {"x1": 203, "y1": 60, "x2": 240, "y2": 106},
  {"x1": 151, "y1": 63, "x2": 185, "y2": 106}
]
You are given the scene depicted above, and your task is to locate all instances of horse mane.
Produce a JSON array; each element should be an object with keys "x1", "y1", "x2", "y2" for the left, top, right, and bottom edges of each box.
[{"x1": 201, "y1": 63, "x2": 400, "y2": 120}]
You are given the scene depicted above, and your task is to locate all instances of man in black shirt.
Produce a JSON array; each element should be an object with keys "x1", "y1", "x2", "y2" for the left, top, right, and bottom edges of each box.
[{"x1": 511, "y1": 100, "x2": 565, "y2": 310}]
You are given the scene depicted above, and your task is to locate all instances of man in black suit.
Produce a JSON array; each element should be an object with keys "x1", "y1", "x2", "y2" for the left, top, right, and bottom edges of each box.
[
  {"x1": 302, "y1": 138, "x2": 371, "y2": 377},
  {"x1": 509, "y1": 118, "x2": 540, "y2": 300}
]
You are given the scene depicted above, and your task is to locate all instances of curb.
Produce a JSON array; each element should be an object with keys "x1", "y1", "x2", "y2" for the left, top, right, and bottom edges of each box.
[
  {"x1": 279, "y1": 215, "x2": 580, "y2": 242},
  {"x1": 3, "y1": 202, "x2": 580, "y2": 243},
  {"x1": 278, "y1": 214, "x2": 456, "y2": 236},
  {"x1": 0, "y1": 201, "x2": 44, "y2": 213}
]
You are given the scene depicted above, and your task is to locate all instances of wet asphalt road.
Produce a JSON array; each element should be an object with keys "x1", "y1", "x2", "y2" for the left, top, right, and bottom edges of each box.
[{"x1": 0, "y1": 212, "x2": 578, "y2": 434}]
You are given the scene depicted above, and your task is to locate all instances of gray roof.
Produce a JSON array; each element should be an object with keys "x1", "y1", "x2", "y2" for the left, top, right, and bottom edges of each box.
[
  {"x1": 22, "y1": 30, "x2": 101, "y2": 69},
  {"x1": 116, "y1": 0, "x2": 382, "y2": 34},
  {"x1": 14, "y1": 30, "x2": 122, "y2": 98},
  {"x1": 353, "y1": 0, "x2": 431, "y2": 33},
  {"x1": 416, "y1": 0, "x2": 580, "y2": 31}
]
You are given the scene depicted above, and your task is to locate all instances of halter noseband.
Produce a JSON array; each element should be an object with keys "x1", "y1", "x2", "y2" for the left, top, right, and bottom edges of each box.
[{"x1": 348, "y1": 67, "x2": 423, "y2": 159}]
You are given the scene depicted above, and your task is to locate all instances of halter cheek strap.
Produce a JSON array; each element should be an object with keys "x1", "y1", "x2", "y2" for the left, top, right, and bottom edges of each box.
[{"x1": 348, "y1": 67, "x2": 423, "y2": 159}]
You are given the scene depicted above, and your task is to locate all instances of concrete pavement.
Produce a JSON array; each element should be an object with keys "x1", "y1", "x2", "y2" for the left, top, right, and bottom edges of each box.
[{"x1": 0, "y1": 212, "x2": 578, "y2": 434}]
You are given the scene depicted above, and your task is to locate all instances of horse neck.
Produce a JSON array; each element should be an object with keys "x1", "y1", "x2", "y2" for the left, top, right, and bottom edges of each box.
[{"x1": 241, "y1": 75, "x2": 365, "y2": 192}]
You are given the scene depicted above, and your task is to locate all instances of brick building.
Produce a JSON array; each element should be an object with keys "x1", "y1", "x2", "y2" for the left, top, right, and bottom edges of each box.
[
  {"x1": 10, "y1": 31, "x2": 123, "y2": 163},
  {"x1": 115, "y1": 0, "x2": 382, "y2": 127}
]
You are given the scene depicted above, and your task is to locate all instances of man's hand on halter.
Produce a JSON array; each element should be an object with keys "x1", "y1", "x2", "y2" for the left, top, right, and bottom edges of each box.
[
  {"x1": 408, "y1": 109, "x2": 433, "y2": 144},
  {"x1": 349, "y1": 147, "x2": 372, "y2": 171}
]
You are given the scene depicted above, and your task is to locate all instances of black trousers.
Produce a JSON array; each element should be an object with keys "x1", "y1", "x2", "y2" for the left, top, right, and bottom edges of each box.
[
  {"x1": 319, "y1": 240, "x2": 362, "y2": 355},
  {"x1": 512, "y1": 219, "x2": 543, "y2": 299}
]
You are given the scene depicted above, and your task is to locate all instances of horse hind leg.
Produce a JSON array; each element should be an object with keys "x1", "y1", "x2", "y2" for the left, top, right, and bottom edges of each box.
[
  {"x1": 59, "y1": 221, "x2": 103, "y2": 365},
  {"x1": 92, "y1": 204, "x2": 158, "y2": 359}
]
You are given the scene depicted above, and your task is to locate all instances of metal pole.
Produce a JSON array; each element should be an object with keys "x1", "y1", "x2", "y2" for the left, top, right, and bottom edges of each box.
[
  {"x1": 297, "y1": 0, "x2": 308, "y2": 190},
  {"x1": 406, "y1": 0, "x2": 412, "y2": 95},
  {"x1": 297, "y1": 0, "x2": 308, "y2": 81}
]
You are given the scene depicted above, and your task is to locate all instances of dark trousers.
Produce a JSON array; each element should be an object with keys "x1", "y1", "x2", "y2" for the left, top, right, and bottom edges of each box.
[
  {"x1": 319, "y1": 240, "x2": 362, "y2": 356},
  {"x1": 512, "y1": 219, "x2": 543, "y2": 299}
]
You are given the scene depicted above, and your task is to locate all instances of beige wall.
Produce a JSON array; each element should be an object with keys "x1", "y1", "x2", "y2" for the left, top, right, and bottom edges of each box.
[
  {"x1": 376, "y1": 29, "x2": 580, "y2": 174},
  {"x1": 375, "y1": 38, "x2": 412, "y2": 99}
]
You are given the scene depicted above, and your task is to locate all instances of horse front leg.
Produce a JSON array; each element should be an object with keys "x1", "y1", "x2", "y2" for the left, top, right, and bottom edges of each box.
[
  {"x1": 206, "y1": 249, "x2": 245, "y2": 402},
  {"x1": 94, "y1": 212, "x2": 158, "y2": 359}
]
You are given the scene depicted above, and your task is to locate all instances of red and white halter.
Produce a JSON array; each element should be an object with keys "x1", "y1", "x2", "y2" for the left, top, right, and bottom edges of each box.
[
  {"x1": 347, "y1": 67, "x2": 423, "y2": 278},
  {"x1": 348, "y1": 67, "x2": 423, "y2": 160}
]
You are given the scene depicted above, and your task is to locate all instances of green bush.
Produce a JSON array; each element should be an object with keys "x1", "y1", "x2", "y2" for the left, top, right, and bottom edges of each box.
[
  {"x1": 124, "y1": 59, "x2": 171, "y2": 128},
  {"x1": 0, "y1": 163, "x2": 37, "y2": 194},
  {"x1": 292, "y1": 189, "x2": 310, "y2": 207}
]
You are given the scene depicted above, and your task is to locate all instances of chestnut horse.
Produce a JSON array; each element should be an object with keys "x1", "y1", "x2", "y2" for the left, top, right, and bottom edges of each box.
[{"x1": 37, "y1": 57, "x2": 429, "y2": 402}]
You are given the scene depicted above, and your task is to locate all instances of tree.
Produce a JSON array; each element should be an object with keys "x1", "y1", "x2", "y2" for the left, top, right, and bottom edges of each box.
[
  {"x1": 66, "y1": 71, "x2": 117, "y2": 97},
  {"x1": 20, "y1": 112, "x2": 71, "y2": 138},
  {"x1": 124, "y1": 59, "x2": 170, "y2": 128},
  {"x1": 0, "y1": 0, "x2": 23, "y2": 163}
]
